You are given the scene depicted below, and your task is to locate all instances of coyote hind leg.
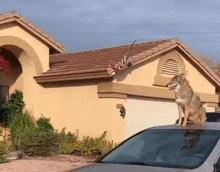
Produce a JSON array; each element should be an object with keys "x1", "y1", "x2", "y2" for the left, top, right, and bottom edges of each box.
[{"x1": 198, "y1": 107, "x2": 206, "y2": 124}]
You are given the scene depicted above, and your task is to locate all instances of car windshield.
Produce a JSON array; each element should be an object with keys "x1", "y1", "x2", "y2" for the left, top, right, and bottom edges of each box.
[{"x1": 99, "y1": 129, "x2": 220, "y2": 169}]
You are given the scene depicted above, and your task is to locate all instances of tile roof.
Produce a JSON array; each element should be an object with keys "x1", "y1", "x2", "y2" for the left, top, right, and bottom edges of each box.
[
  {"x1": 0, "y1": 11, "x2": 64, "y2": 53},
  {"x1": 34, "y1": 39, "x2": 171, "y2": 82},
  {"x1": 214, "y1": 69, "x2": 220, "y2": 78},
  {"x1": 34, "y1": 38, "x2": 220, "y2": 87}
]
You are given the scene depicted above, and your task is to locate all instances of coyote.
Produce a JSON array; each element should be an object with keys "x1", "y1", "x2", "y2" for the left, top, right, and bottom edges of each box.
[{"x1": 167, "y1": 72, "x2": 206, "y2": 127}]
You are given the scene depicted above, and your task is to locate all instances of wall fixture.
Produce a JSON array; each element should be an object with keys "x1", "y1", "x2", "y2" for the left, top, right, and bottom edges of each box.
[{"x1": 120, "y1": 106, "x2": 126, "y2": 118}]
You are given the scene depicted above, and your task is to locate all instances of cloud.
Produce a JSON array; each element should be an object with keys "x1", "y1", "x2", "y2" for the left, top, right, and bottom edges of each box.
[{"x1": 1, "y1": 0, "x2": 220, "y2": 61}]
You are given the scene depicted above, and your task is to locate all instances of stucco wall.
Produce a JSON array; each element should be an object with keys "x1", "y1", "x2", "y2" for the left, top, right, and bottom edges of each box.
[
  {"x1": 113, "y1": 57, "x2": 159, "y2": 87},
  {"x1": 37, "y1": 82, "x2": 126, "y2": 143},
  {"x1": 179, "y1": 53, "x2": 216, "y2": 94}
]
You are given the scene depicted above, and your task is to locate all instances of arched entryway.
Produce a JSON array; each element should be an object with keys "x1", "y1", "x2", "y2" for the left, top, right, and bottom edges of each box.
[{"x1": 0, "y1": 36, "x2": 44, "y2": 120}]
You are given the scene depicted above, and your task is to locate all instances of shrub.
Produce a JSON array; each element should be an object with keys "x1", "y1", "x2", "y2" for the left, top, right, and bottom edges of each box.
[
  {"x1": 0, "y1": 141, "x2": 9, "y2": 164},
  {"x1": 8, "y1": 111, "x2": 35, "y2": 148},
  {"x1": 0, "y1": 90, "x2": 35, "y2": 148},
  {"x1": 0, "y1": 141, "x2": 6, "y2": 156},
  {"x1": 20, "y1": 129, "x2": 60, "y2": 156},
  {"x1": 0, "y1": 156, "x2": 9, "y2": 164},
  {"x1": 59, "y1": 128, "x2": 79, "y2": 154},
  {"x1": 36, "y1": 117, "x2": 54, "y2": 132},
  {"x1": 7, "y1": 144, "x2": 16, "y2": 152},
  {"x1": 80, "y1": 131, "x2": 115, "y2": 155},
  {"x1": 59, "y1": 129, "x2": 117, "y2": 156},
  {"x1": 1, "y1": 90, "x2": 25, "y2": 126}
]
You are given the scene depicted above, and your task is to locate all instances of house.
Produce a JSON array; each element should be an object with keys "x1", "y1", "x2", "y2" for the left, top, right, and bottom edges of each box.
[
  {"x1": 214, "y1": 69, "x2": 220, "y2": 111},
  {"x1": 0, "y1": 11, "x2": 219, "y2": 142}
]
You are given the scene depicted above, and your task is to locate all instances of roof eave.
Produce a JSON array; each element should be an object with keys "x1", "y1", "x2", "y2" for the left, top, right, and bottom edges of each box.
[
  {"x1": 0, "y1": 15, "x2": 64, "y2": 54},
  {"x1": 34, "y1": 70, "x2": 111, "y2": 83}
]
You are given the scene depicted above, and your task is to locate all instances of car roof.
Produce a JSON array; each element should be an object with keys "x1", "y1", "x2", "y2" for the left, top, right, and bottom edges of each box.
[{"x1": 150, "y1": 122, "x2": 220, "y2": 131}]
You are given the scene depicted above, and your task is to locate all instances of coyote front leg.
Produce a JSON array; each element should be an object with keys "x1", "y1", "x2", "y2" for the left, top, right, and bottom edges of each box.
[
  {"x1": 182, "y1": 107, "x2": 189, "y2": 127},
  {"x1": 177, "y1": 105, "x2": 183, "y2": 126}
]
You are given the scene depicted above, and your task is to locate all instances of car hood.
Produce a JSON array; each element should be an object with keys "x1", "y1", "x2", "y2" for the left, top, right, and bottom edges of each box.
[{"x1": 71, "y1": 163, "x2": 191, "y2": 172}]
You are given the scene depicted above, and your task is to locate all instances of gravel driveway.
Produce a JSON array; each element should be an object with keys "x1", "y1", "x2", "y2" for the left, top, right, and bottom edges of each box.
[{"x1": 0, "y1": 154, "x2": 94, "y2": 172}]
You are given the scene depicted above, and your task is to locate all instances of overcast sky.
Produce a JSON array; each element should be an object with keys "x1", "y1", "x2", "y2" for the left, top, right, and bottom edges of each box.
[{"x1": 1, "y1": 0, "x2": 220, "y2": 63}]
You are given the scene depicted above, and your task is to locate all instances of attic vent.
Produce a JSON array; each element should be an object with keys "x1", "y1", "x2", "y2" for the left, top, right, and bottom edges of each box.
[{"x1": 162, "y1": 59, "x2": 180, "y2": 75}]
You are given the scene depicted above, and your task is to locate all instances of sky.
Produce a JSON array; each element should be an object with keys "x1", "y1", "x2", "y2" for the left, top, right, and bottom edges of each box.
[{"x1": 1, "y1": 0, "x2": 220, "y2": 63}]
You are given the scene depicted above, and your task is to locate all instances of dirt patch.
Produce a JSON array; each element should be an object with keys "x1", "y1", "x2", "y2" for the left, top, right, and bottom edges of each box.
[{"x1": 0, "y1": 154, "x2": 96, "y2": 172}]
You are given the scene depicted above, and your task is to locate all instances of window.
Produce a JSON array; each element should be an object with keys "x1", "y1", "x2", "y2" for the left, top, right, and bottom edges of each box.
[
  {"x1": 0, "y1": 86, "x2": 9, "y2": 123},
  {"x1": 0, "y1": 86, "x2": 9, "y2": 104},
  {"x1": 100, "y1": 129, "x2": 219, "y2": 169}
]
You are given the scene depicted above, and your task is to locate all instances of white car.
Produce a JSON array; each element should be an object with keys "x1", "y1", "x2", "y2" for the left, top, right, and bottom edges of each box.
[{"x1": 71, "y1": 122, "x2": 220, "y2": 172}]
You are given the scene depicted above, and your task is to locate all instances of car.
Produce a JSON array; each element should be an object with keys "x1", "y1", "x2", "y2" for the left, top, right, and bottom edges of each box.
[
  {"x1": 70, "y1": 122, "x2": 220, "y2": 172},
  {"x1": 206, "y1": 112, "x2": 220, "y2": 122}
]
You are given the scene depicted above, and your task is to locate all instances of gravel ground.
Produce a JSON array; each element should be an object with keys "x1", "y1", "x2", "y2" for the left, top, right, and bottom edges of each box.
[{"x1": 0, "y1": 154, "x2": 94, "y2": 172}]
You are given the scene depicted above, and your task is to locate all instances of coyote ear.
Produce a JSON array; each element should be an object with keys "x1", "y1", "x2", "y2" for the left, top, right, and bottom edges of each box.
[{"x1": 180, "y1": 71, "x2": 188, "y2": 79}]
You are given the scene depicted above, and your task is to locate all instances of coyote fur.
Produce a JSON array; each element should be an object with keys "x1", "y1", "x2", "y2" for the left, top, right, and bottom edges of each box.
[{"x1": 167, "y1": 72, "x2": 206, "y2": 127}]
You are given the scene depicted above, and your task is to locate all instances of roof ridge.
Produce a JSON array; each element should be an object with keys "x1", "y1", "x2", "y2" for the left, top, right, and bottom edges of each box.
[
  {"x1": 50, "y1": 38, "x2": 174, "y2": 57},
  {"x1": 0, "y1": 11, "x2": 65, "y2": 51}
]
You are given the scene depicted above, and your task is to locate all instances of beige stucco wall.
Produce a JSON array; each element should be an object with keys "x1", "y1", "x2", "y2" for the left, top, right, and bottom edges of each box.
[
  {"x1": 113, "y1": 57, "x2": 159, "y2": 87},
  {"x1": 180, "y1": 53, "x2": 216, "y2": 94},
  {"x1": 37, "y1": 82, "x2": 126, "y2": 143}
]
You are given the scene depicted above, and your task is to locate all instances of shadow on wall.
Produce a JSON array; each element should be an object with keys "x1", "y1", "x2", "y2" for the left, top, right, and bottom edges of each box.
[{"x1": 40, "y1": 78, "x2": 113, "y2": 89}]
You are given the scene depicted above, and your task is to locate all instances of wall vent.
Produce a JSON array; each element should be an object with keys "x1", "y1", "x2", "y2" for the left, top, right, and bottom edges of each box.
[{"x1": 162, "y1": 59, "x2": 180, "y2": 75}]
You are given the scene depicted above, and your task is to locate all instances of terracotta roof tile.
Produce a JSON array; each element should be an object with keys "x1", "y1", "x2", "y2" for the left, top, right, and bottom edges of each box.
[
  {"x1": 0, "y1": 11, "x2": 64, "y2": 52},
  {"x1": 0, "y1": 15, "x2": 5, "y2": 21},
  {"x1": 34, "y1": 38, "x2": 220, "y2": 86},
  {"x1": 34, "y1": 39, "x2": 174, "y2": 82},
  {"x1": 170, "y1": 39, "x2": 177, "y2": 45},
  {"x1": 158, "y1": 44, "x2": 164, "y2": 50},
  {"x1": 152, "y1": 47, "x2": 159, "y2": 53},
  {"x1": 163, "y1": 42, "x2": 171, "y2": 48},
  {"x1": 18, "y1": 16, "x2": 29, "y2": 24},
  {"x1": 214, "y1": 69, "x2": 220, "y2": 78},
  {"x1": 11, "y1": 11, "x2": 20, "y2": 18}
]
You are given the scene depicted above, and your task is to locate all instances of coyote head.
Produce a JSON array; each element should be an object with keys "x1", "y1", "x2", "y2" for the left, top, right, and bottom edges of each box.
[{"x1": 166, "y1": 72, "x2": 187, "y2": 92}]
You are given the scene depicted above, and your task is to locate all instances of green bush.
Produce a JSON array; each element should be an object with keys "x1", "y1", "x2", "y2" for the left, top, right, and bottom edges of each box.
[
  {"x1": 0, "y1": 156, "x2": 9, "y2": 164},
  {"x1": 59, "y1": 129, "x2": 117, "y2": 156},
  {"x1": 7, "y1": 144, "x2": 16, "y2": 152},
  {"x1": 8, "y1": 111, "x2": 35, "y2": 147},
  {"x1": 36, "y1": 117, "x2": 54, "y2": 132},
  {"x1": 80, "y1": 131, "x2": 115, "y2": 155},
  {"x1": 0, "y1": 141, "x2": 9, "y2": 164},
  {"x1": 0, "y1": 141, "x2": 6, "y2": 156},
  {"x1": 0, "y1": 90, "x2": 35, "y2": 148},
  {"x1": 59, "y1": 128, "x2": 79, "y2": 154},
  {"x1": 20, "y1": 129, "x2": 60, "y2": 156},
  {"x1": 1, "y1": 90, "x2": 25, "y2": 126}
]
